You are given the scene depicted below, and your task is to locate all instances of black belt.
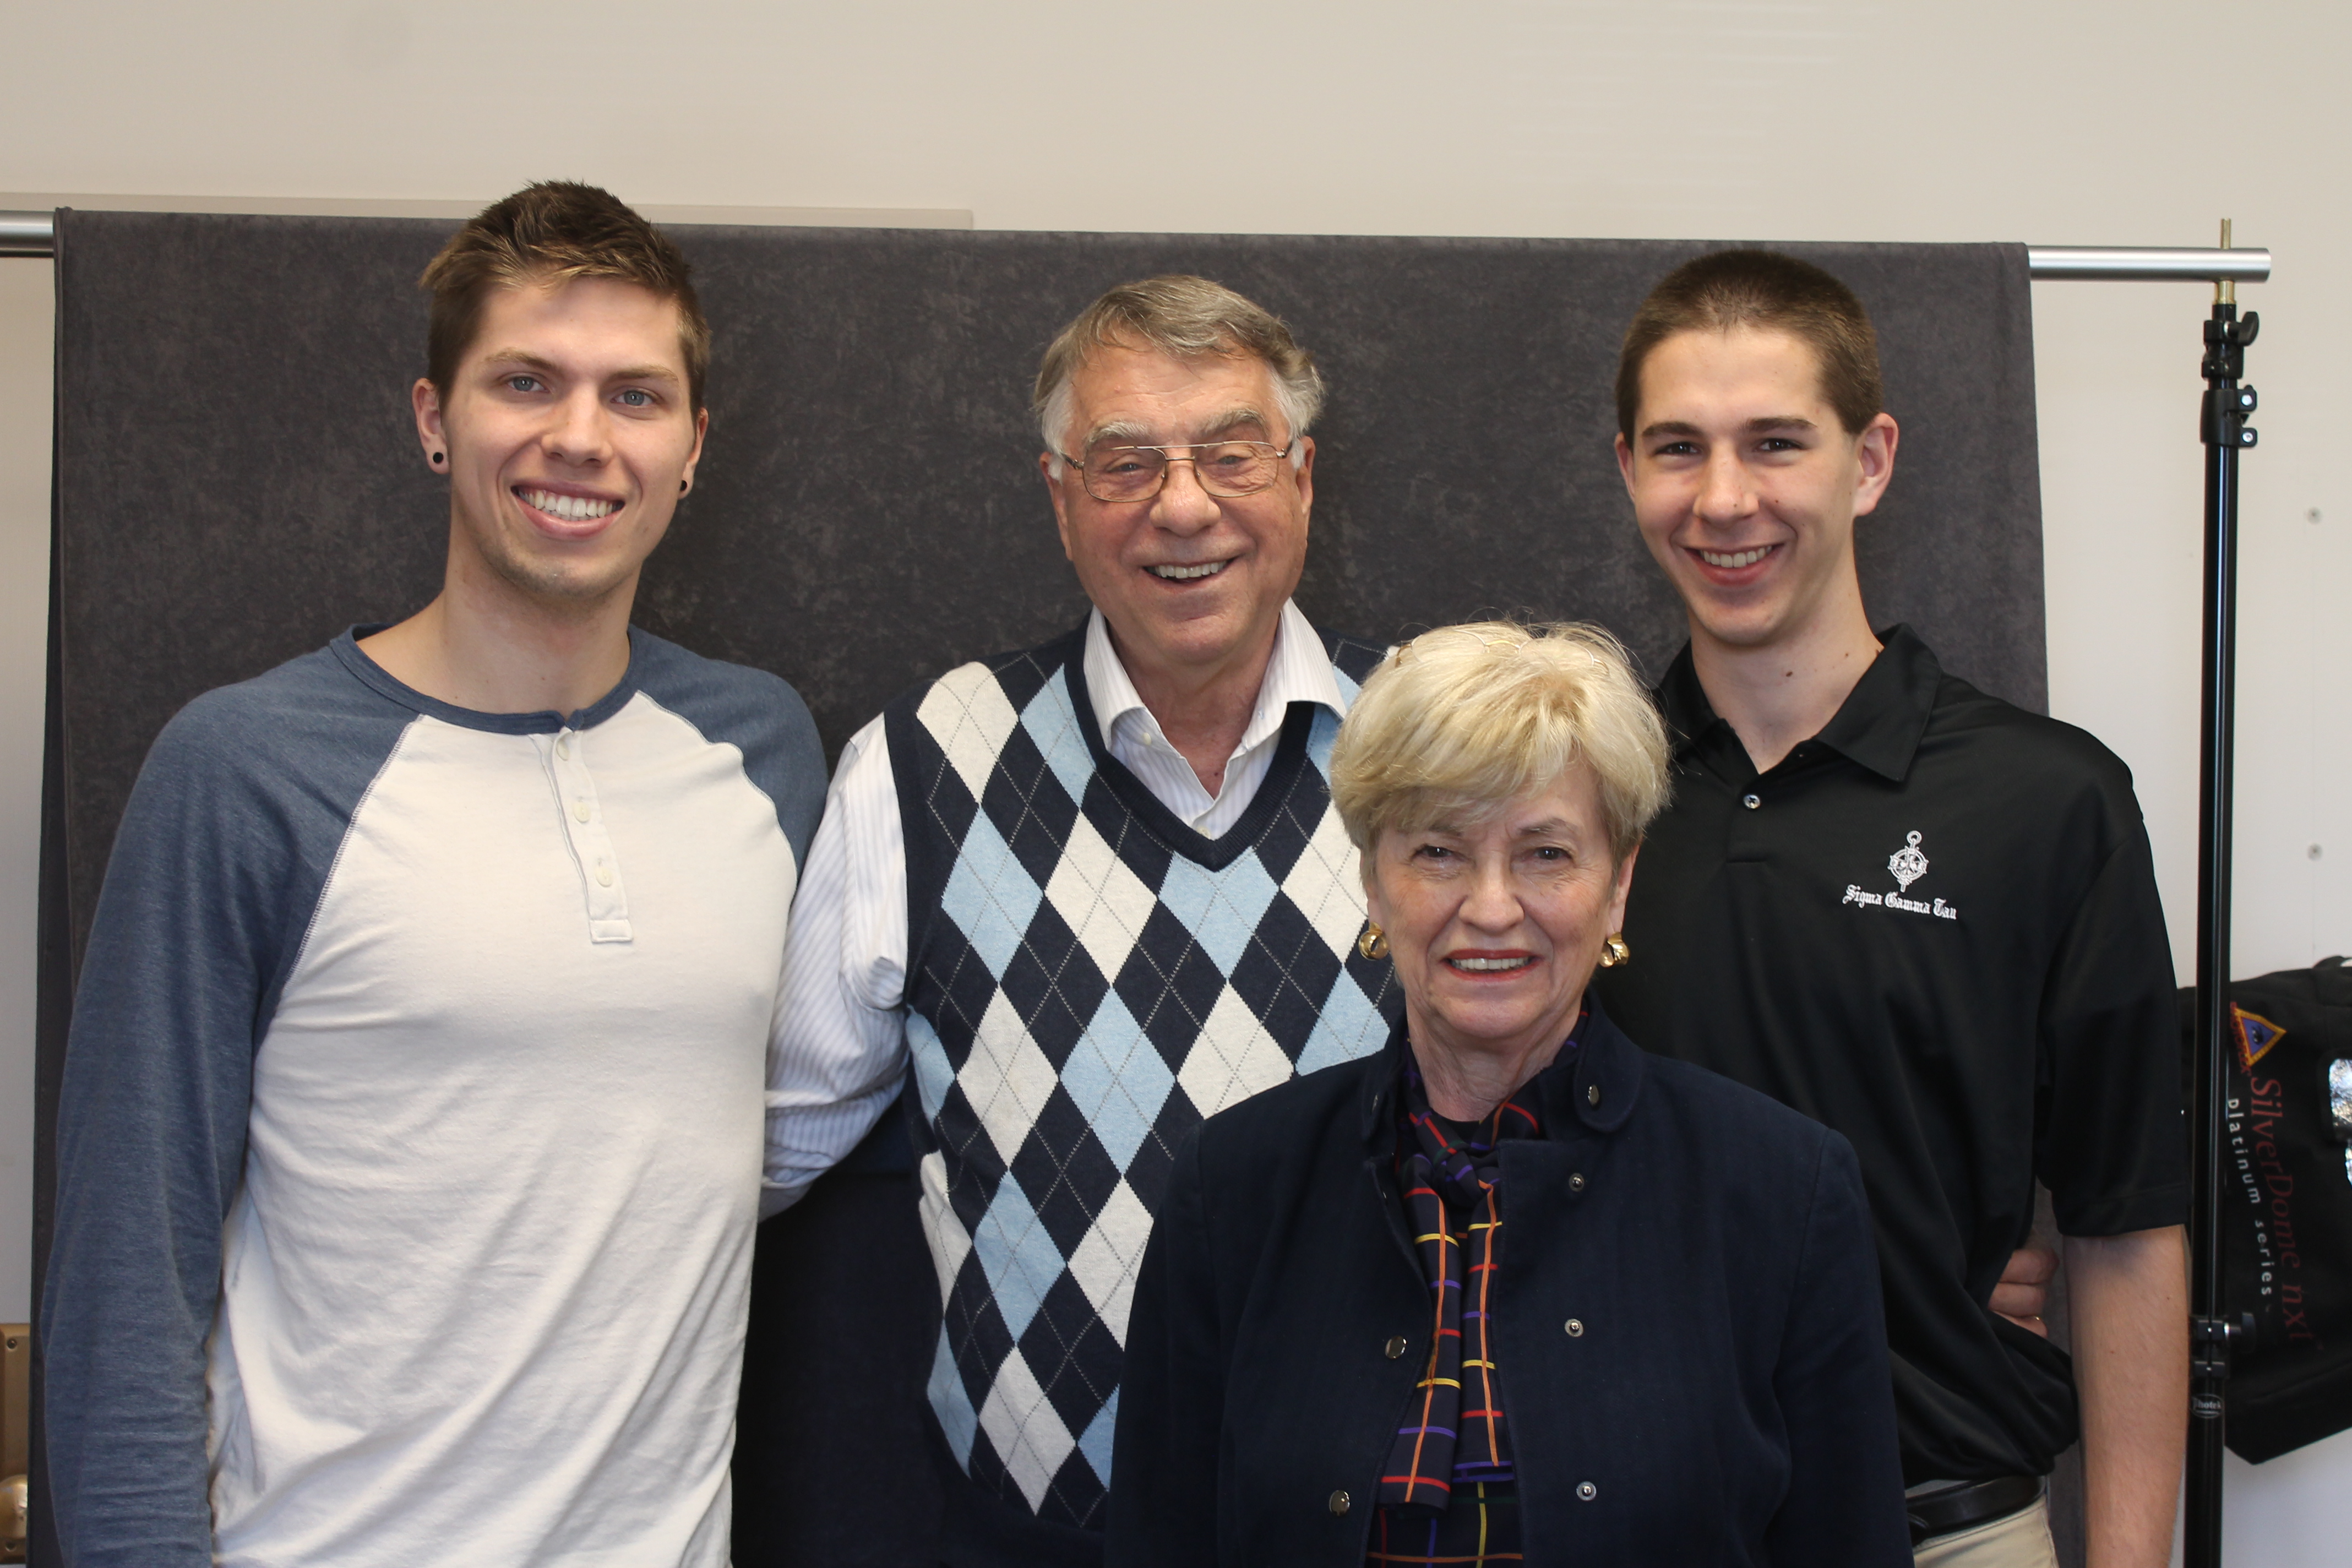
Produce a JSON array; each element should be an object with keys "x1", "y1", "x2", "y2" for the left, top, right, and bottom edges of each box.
[{"x1": 1905, "y1": 1474, "x2": 2042, "y2": 1545}]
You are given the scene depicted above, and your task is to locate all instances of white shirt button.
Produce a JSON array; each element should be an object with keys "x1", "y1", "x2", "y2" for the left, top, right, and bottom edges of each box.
[
  {"x1": 573, "y1": 801, "x2": 591, "y2": 823},
  {"x1": 596, "y1": 864, "x2": 613, "y2": 888}
]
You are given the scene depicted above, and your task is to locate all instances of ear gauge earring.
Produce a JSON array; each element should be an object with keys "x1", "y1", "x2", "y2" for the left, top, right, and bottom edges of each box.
[
  {"x1": 1597, "y1": 933, "x2": 1631, "y2": 968},
  {"x1": 1357, "y1": 923, "x2": 1390, "y2": 961},
  {"x1": 679, "y1": 480, "x2": 689, "y2": 494},
  {"x1": 429, "y1": 452, "x2": 445, "y2": 465}
]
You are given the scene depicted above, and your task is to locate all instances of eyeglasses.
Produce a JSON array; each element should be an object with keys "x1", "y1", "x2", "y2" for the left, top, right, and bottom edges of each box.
[{"x1": 1061, "y1": 438, "x2": 1294, "y2": 503}]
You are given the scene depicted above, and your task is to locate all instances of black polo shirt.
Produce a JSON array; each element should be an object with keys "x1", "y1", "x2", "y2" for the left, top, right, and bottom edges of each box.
[{"x1": 1593, "y1": 625, "x2": 2186, "y2": 1485}]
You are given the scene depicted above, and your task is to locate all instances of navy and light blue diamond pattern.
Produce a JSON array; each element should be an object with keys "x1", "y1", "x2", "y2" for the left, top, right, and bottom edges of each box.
[{"x1": 900, "y1": 647, "x2": 1396, "y2": 1528}]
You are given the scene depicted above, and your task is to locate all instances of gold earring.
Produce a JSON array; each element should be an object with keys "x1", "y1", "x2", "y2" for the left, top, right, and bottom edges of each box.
[
  {"x1": 1598, "y1": 933, "x2": 1630, "y2": 968},
  {"x1": 1357, "y1": 923, "x2": 1390, "y2": 961}
]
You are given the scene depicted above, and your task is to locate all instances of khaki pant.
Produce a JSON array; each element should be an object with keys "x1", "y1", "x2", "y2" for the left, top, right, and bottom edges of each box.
[{"x1": 1913, "y1": 1494, "x2": 2059, "y2": 1568}]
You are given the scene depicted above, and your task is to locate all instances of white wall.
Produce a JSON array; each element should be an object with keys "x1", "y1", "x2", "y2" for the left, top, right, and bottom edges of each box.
[{"x1": 4, "y1": 0, "x2": 2346, "y2": 1552}]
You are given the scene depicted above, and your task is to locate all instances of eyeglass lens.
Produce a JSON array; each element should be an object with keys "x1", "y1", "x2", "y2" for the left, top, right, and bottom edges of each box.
[{"x1": 1081, "y1": 442, "x2": 1283, "y2": 502}]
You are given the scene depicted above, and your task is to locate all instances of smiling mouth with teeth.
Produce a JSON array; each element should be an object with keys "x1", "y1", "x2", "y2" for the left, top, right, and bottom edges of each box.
[
  {"x1": 1449, "y1": 955, "x2": 1536, "y2": 972},
  {"x1": 519, "y1": 487, "x2": 620, "y2": 523},
  {"x1": 1147, "y1": 561, "x2": 1228, "y2": 581},
  {"x1": 1697, "y1": 545, "x2": 1774, "y2": 569}
]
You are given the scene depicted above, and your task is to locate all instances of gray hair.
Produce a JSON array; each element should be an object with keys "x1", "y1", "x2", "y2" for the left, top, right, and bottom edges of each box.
[
  {"x1": 1329, "y1": 621, "x2": 1671, "y2": 862},
  {"x1": 1034, "y1": 275, "x2": 1326, "y2": 475}
]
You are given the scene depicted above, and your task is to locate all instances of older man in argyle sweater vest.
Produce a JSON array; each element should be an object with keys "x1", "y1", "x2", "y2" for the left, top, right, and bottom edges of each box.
[{"x1": 766, "y1": 276, "x2": 1402, "y2": 1566}]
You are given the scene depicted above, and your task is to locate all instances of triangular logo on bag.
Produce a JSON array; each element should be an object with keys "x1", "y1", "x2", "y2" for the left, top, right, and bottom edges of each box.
[{"x1": 2234, "y1": 1005, "x2": 2286, "y2": 1070}]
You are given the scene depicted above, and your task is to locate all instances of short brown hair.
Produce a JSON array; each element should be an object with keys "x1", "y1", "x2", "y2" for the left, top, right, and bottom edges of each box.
[
  {"x1": 1615, "y1": 249, "x2": 1881, "y2": 439},
  {"x1": 421, "y1": 181, "x2": 711, "y2": 409},
  {"x1": 1033, "y1": 275, "x2": 1324, "y2": 465}
]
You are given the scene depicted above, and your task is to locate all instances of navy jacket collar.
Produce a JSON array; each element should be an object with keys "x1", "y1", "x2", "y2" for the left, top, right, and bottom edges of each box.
[{"x1": 1357, "y1": 996, "x2": 1646, "y2": 1146}]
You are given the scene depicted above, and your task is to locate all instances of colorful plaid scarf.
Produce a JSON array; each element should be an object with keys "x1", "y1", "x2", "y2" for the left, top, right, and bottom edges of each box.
[{"x1": 1376, "y1": 1050, "x2": 1550, "y2": 1539}]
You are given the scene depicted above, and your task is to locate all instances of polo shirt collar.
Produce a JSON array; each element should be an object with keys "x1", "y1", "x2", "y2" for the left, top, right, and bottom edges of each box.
[
  {"x1": 1083, "y1": 598, "x2": 1346, "y2": 753},
  {"x1": 1656, "y1": 623, "x2": 1943, "y2": 785}
]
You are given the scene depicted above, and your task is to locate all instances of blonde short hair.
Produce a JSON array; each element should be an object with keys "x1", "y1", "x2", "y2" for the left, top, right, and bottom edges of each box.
[{"x1": 1329, "y1": 621, "x2": 1671, "y2": 861}]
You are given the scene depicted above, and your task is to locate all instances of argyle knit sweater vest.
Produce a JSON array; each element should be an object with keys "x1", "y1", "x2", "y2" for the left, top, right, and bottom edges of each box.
[{"x1": 884, "y1": 622, "x2": 1401, "y2": 1532}]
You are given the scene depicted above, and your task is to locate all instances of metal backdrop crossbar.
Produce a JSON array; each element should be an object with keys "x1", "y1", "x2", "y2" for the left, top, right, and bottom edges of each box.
[{"x1": 0, "y1": 215, "x2": 2285, "y2": 280}]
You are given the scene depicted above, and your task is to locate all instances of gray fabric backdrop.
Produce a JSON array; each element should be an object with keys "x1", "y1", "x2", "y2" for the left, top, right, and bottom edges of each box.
[{"x1": 32, "y1": 211, "x2": 2043, "y2": 1566}]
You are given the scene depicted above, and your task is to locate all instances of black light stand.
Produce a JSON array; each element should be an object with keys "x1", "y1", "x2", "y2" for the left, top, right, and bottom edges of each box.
[{"x1": 2184, "y1": 224, "x2": 2259, "y2": 1568}]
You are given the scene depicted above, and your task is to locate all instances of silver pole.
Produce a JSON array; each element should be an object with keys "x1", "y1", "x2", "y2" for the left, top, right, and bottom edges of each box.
[
  {"x1": 1, "y1": 211, "x2": 55, "y2": 257},
  {"x1": 0, "y1": 220, "x2": 2280, "y2": 280},
  {"x1": 2029, "y1": 245, "x2": 2271, "y2": 282}
]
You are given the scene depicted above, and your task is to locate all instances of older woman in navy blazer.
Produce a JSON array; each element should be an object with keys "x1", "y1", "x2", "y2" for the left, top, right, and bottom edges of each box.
[{"x1": 1107, "y1": 622, "x2": 1908, "y2": 1567}]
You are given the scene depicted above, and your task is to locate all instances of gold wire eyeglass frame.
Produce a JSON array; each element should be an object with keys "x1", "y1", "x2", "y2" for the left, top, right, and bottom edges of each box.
[{"x1": 1059, "y1": 439, "x2": 1295, "y2": 503}]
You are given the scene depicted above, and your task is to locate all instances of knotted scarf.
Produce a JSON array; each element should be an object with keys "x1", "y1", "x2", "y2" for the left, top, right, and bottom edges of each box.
[{"x1": 1368, "y1": 1026, "x2": 1580, "y2": 1566}]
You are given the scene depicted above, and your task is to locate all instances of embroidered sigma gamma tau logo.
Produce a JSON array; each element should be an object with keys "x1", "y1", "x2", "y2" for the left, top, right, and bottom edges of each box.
[
  {"x1": 1842, "y1": 829, "x2": 1955, "y2": 919},
  {"x1": 1887, "y1": 830, "x2": 1930, "y2": 891}
]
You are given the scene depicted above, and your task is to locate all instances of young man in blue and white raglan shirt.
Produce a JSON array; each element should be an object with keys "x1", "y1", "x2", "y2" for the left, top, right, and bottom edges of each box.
[{"x1": 41, "y1": 182, "x2": 829, "y2": 1568}]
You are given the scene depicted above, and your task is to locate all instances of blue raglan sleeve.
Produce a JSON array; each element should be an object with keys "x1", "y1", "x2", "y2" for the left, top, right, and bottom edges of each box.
[{"x1": 40, "y1": 668, "x2": 396, "y2": 1567}]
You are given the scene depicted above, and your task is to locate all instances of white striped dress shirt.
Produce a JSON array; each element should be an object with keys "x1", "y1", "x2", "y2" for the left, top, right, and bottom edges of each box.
[{"x1": 761, "y1": 602, "x2": 1347, "y2": 1212}]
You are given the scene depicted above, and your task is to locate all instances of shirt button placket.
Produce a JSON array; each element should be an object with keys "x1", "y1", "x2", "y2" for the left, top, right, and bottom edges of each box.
[{"x1": 542, "y1": 727, "x2": 634, "y2": 944}]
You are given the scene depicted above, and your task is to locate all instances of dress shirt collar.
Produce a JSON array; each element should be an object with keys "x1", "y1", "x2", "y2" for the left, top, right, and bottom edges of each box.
[
  {"x1": 1082, "y1": 600, "x2": 1346, "y2": 761},
  {"x1": 1655, "y1": 623, "x2": 1943, "y2": 785}
]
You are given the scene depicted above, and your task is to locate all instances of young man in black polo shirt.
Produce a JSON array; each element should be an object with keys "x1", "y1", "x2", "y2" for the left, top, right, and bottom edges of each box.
[{"x1": 1593, "y1": 250, "x2": 2186, "y2": 1567}]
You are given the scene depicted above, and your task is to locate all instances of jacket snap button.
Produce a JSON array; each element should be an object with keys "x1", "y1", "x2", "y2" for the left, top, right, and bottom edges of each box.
[
  {"x1": 1586, "y1": 1084, "x2": 1602, "y2": 1107},
  {"x1": 1329, "y1": 1489, "x2": 1351, "y2": 1516},
  {"x1": 1742, "y1": 792, "x2": 1762, "y2": 810},
  {"x1": 1385, "y1": 1335, "x2": 1408, "y2": 1359},
  {"x1": 1565, "y1": 1317, "x2": 1585, "y2": 1337},
  {"x1": 1578, "y1": 1481, "x2": 1598, "y2": 1501},
  {"x1": 1569, "y1": 1172, "x2": 1586, "y2": 1192}
]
